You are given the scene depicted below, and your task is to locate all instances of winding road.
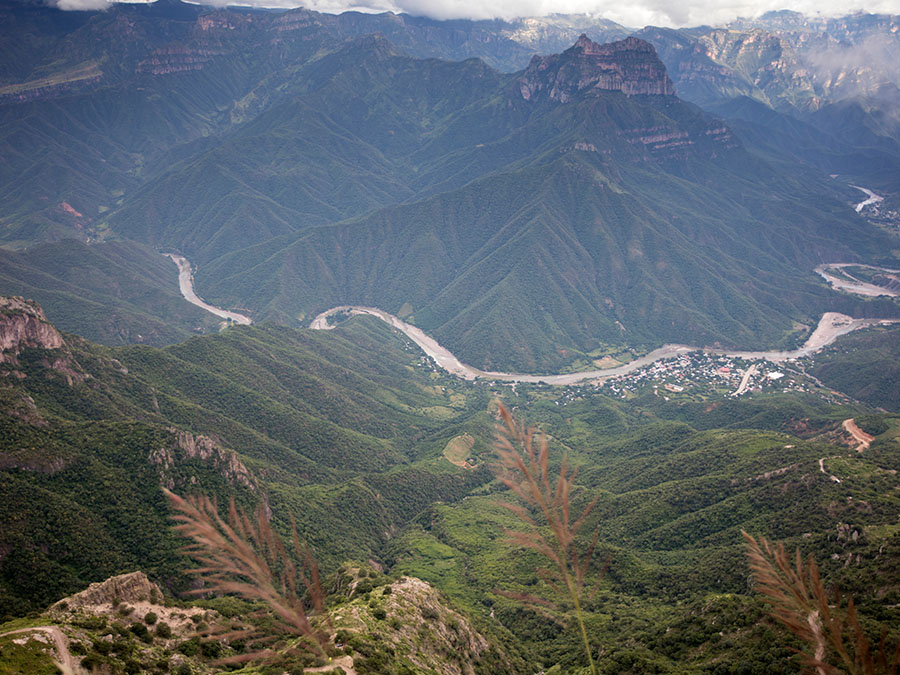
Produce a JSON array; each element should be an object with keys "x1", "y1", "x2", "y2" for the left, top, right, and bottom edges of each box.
[{"x1": 1, "y1": 626, "x2": 75, "y2": 674}]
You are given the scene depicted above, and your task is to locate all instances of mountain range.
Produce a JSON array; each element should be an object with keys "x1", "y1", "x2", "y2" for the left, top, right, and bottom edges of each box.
[
  {"x1": 2, "y1": 5, "x2": 900, "y2": 671},
  {"x1": 2, "y1": 1, "x2": 899, "y2": 371}
]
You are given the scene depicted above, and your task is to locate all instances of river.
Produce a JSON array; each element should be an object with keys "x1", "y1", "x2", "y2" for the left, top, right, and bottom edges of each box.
[
  {"x1": 169, "y1": 254, "x2": 896, "y2": 385},
  {"x1": 815, "y1": 263, "x2": 900, "y2": 298},
  {"x1": 308, "y1": 307, "x2": 898, "y2": 385},
  {"x1": 167, "y1": 254, "x2": 252, "y2": 325},
  {"x1": 851, "y1": 185, "x2": 883, "y2": 213}
]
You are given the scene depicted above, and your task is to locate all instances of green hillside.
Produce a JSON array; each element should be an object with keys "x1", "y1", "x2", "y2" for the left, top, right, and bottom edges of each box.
[
  {"x1": 99, "y1": 35, "x2": 898, "y2": 372},
  {"x1": 0, "y1": 305, "x2": 492, "y2": 617},
  {"x1": 2, "y1": 10, "x2": 898, "y2": 370},
  {"x1": 0, "y1": 239, "x2": 220, "y2": 345},
  {"x1": 2, "y1": 302, "x2": 899, "y2": 672}
]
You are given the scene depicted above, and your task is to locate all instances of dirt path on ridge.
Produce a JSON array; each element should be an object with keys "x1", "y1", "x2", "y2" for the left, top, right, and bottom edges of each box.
[
  {"x1": 1, "y1": 626, "x2": 76, "y2": 674},
  {"x1": 843, "y1": 418, "x2": 875, "y2": 452}
]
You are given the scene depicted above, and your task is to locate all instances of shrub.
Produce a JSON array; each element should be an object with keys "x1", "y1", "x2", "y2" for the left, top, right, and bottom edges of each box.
[
  {"x1": 155, "y1": 622, "x2": 172, "y2": 639},
  {"x1": 178, "y1": 638, "x2": 200, "y2": 656},
  {"x1": 130, "y1": 622, "x2": 152, "y2": 643},
  {"x1": 200, "y1": 640, "x2": 222, "y2": 658},
  {"x1": 73, "y1": 615, "x2": 107, "y2": 630},
  {"x1": 92, "y1": 640, "x2": 112, "y2": 655},
  {"x1": 144, "y1": 611, "x2": 158, "y2": 625},
  {"x1": 372, "y1": 608, "x2": 387, "y2": 620},
  {"x1": 81, "y1": 654, "x2": 104, "y2": 670}
]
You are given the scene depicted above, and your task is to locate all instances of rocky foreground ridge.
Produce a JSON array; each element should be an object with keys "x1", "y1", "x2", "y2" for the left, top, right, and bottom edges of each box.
[
  {"x1": 1, "y1": 566, "x2": 516, "y2": 674},
  {"x1": 518, "y1": 35, "x2": 676, "y2": 102}
]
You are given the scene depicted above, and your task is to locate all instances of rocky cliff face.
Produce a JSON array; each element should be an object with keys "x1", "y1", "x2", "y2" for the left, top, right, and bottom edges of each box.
[
  {"x1": 149, "y1": 428, "x2": 258, "y2": 492},
  {"x1": 518, "y1": 35, "x2": 676, "y2": 102},
  {"x1": 0, "y1": 296, "x2": 87, "y2": 385},
  {"x1": 0, "y1": 297, "x2": 66, "y2": 365},
  {"x1": 52, "y1": 571, "x2": 162, "y2": 610}
]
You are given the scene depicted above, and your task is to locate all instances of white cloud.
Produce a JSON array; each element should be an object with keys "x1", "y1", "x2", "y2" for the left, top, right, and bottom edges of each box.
[
  {"x1": 384, "y1": 0, "x2": 899, "y2": 26},
  {"x1": 57, "y1": 0, "x2": 899, "y2": 26},
  {"x1": 55, "y1": 0, "x2": 113, "y2": 9}
]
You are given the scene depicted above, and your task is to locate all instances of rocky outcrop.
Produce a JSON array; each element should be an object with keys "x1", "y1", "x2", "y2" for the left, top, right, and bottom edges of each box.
[
  {"x1": 0, "y1": 297, "x2": 65, "y2": 355},
  {"x1": 136, "y1": 46, "x2": 225, "y2": 75},
  {"x1": 149, "y1": 428, "x2": 257, "y2": 491},
  {"x1": 0, "y1": 297, "x2": 87, "y2": 385},
  {"x1": 52, "y1": 572, "x2": 161, "y2": 610},
  {"x1": 330, "y1": 572, "x2": 497, "y2": 675},
  {"x1": 518, "y1": 35, "x2": 676, "y2": 103}
]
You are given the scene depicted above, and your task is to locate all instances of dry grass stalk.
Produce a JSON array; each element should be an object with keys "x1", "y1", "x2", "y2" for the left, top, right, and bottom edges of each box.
[
  {"x1": 493, "y1": 402, "x2": 603, "y2": 674},
  {"x1": 744, "y1": 531, "x2": 900, "y2": 675},
  {"x1": 165, "y1": 489, "x2": 330, "y2": 666}
]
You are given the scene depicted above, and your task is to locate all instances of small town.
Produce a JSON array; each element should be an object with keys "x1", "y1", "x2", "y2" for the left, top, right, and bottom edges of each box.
[{"x1": 596, "y1": 351, "x2": 803, "y2": 400}]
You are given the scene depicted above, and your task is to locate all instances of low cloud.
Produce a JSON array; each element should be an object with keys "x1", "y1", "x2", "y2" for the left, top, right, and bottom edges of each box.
[
  {"x1": 54, "y1": 0, "x2": 113, "y2": 9},
  {"x1": 384, "y1": 0, "x2": 899, "y2": 26},
  {"x1": 52, "y1": 0, "x2": 900, "y2": 26}
]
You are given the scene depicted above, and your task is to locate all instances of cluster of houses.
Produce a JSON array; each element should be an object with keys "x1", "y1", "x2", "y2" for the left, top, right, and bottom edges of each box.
[{"x1": 597, "y1": 352, "x2": 804, "y2": 400}]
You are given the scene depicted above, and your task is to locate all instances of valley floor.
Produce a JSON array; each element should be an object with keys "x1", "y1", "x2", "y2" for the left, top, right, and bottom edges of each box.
[{"x1": 169, "y1": 252, "x2": 899, "y2": 386}]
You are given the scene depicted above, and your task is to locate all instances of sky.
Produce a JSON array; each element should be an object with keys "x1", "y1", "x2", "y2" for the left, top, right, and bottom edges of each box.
[{"x1": 54, "y1": 0, "x2": 899, "y2": 28}]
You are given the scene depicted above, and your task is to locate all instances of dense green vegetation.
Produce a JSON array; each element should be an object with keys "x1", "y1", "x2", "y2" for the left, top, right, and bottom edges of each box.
[
  {"x1": 0, "y1": 314, "x2": 493, "y2": 617},
  {"x1": 2, "y1": 5, "x2": 900, "y2": 670},
  {"x1": 2, "y1": 3, "x2": 898, "y2": 371},
  {"x1": 2, "y1": 306, "x2": 899, "y2": 672},
  {"x1": 807, "y1": 326, "x2": 900, "y2": 411},
  {"x1": 0, "y1": 239, "x2": 219, "y2": 345}
]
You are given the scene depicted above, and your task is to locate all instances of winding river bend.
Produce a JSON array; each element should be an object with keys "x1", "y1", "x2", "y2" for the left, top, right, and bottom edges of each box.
[
  {"x1": 167, "y1": 254, "x2": 252, "y2": 325},
  {"x1": 309, "y1": 307, "x2": 898, "y2": 385},
  {"x1": 169, "y1": 254, "x2": 897, "y2": 386},
  {"x1": 851, "y1": 185, "x2": 883, "y2": 213},
  {"x1": 815, "y1": 263, "x2": 900, "y2": 298}
]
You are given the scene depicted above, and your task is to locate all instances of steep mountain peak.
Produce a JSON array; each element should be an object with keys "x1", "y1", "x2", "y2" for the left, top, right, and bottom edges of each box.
[{"x1": 518, "y1": 34, "x2": 676, "y2": 102}]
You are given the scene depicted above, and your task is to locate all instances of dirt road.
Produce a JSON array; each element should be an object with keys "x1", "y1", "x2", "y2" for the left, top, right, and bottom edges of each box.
[
  {"x1": 1, "y1": 626, "x2": 76, "y2": 674},
  {"x1": 843, "y1": 418, "x2": 875, "y2": 452}
]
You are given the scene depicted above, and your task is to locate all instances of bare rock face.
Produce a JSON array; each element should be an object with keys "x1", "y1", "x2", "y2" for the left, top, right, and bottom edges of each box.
[
  {"x1": 0, "y1": 297, "x2": 65, "y2": 356},
  {"x1": 519, "y1": 35, "x2": 676, "y2": 102},
  {"x1": 149, "y1": 428, "x2": 258, "y2": 491},
  {"x1": 0, "y1": 296, "x2": 87, "y2": 384},
  {"x1": 53, "y1": 572, "x2": 161, "y2": 610}
]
